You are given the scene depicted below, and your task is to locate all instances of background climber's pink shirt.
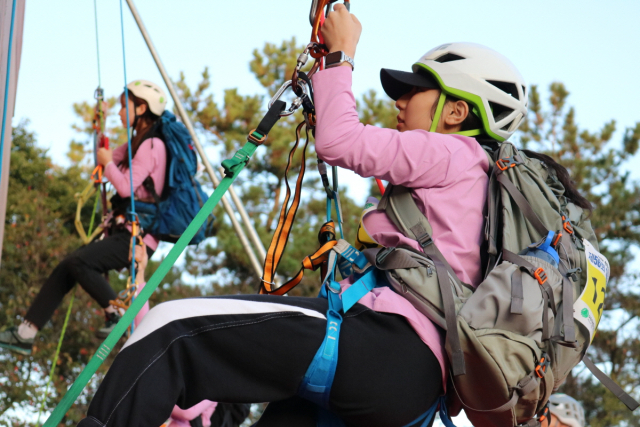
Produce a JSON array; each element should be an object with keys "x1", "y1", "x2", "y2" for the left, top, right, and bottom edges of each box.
[
  {"x1": 312, "y1": 66, "x2": 489, "y2": 384},
  {"x1": 105, "y1": 137, "x2": 166, "y2": 251}
]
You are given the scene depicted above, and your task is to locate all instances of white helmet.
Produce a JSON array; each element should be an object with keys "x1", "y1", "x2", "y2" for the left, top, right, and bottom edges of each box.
[
  {"x1": 548, "y1": 394, "x2": 586, "y2": 427},
  {"x1": 126, "y1": 79, "x2": 167, "y2": 116},
  {"x1": 381, "y1": 42, "x2": 527, "y2": 141}
]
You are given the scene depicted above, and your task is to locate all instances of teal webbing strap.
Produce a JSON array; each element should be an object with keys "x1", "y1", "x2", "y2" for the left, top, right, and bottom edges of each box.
[
  {"x1": 0, "y1": 0, "x2": 18, "y2": 175},
  {"x1": 340, "y1": 269, "x2": 377, "y2": 312},
  {"x1": 42, "y1": 100, "x2": 285, "y2": 427}
]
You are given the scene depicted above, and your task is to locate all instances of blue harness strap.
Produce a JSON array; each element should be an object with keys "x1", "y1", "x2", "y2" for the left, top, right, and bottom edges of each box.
[
  {"x1": 298, "y1": 242, "x2": 377, "y2": 411},
  {"x1": 316, "y1": 406, "x2": 347, "y2": 427},
  {"x1": 402, "y1": 396, "x2": 457, "y2": 427},
  {"x1": 299, "y1": 240, "x2": 458, "y2": 427},
  {"x1": 298, "y1": 281, "x2": 343, "y2": 408}
]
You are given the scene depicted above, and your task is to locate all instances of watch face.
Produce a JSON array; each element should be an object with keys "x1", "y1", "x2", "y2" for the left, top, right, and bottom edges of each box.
[{"x1": 325, "y1": 51, "x2": 343, "y2": 65}]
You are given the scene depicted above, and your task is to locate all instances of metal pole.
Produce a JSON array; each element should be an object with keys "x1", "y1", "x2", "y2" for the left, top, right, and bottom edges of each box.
[{"x1": 125, "y1": 0, "x2": 265, "y2": 277}]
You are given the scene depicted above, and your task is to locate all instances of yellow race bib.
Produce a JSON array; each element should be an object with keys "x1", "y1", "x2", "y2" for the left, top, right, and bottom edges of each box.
[{"x1": 573, "y1": 239, "x2": 609, "y2": 343}]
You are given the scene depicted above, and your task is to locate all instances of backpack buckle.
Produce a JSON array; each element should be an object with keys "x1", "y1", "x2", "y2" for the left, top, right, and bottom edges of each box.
[
  {"x1": 417, "y1": 233, "x2": 433, "y2": 248},
  {"x1": 534, "y1": 267, "x2": 547, "y2": 285},
  {"x1": 535, "y1": 352, "x2": 549, "y2": 378},
  {"x1": 376, "y1": 247, "x2": 396, "y2": 265},
  {"x1": 552, "y1": 231, "x2": 562, "y2": 248},
  {"x1": 247, "y1": 129, "x2": 267, "y2": 145},
  {"x1": 537, "y1": 403, "x2": 550, "y2": 423},
  {"x1": 561, "y1": 215, "x2": 574, "y2": 234},
  {"x1": 496, "y1": 156, "x2": 523, "y2": 171},
  {"x1": 566, "y1": 267, "x2": 582, "y2": 282}
]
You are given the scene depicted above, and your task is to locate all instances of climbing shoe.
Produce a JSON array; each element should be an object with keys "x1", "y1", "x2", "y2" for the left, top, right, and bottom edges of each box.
[
  {"x1": 0, "y1": 327, "x2": 34, "y2": 356},
  {"x1": 96, "y1": 312, "x2": 121, "y2": 339}
]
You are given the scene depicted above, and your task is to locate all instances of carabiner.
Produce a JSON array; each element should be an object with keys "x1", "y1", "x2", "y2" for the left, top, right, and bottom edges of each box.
[
  {"x1": 90, "y1": 165, "x2": 103, "y2": 183},
  {"x1": 309, "y1": 0, "x2": 351, "y2": 57},
  {"x1": 268, "y1": 79, "x2": 311, "y2": 117}
]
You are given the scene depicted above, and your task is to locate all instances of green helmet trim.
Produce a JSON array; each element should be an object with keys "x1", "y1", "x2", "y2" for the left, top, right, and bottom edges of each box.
[
  {"x1": 427, "y1": 90, "x2": 483, "y2": 138},
  {"x1": 414, "y1": 62, "x2": 506, "y2": 142}
]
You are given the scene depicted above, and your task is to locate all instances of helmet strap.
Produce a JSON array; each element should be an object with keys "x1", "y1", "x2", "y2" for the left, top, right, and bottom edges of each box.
[
  {"x1": 430, "y1": 92, "x2": 484, "y2": 137},
  {"x1": 429, "y1": 92, "x2": 447, "y2": 133},
  {"x1": 456, "y1": 129, "x2": 482, "y2": 137}
]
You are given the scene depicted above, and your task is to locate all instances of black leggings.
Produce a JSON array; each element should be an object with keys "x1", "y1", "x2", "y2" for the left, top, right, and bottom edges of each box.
[
  {"x1": 25, "y1": 231, "x2": 154, "y2": 330},
  {"x1": 77, "y1": 295, "x2": 442, "y2": 427}
]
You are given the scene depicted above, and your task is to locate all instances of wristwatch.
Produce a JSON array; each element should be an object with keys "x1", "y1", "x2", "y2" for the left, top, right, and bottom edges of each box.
[{"x1": 325, "y1": 51, "x2": 355, "y2": 71}]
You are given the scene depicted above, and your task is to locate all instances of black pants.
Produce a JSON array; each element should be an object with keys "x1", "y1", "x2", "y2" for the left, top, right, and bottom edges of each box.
[
  {"x1": 77, "y1": 295, "x2": 442, "y2": 427},
  {"x1": 25, "y1": 231, "x2": 154, "y2": 330}
]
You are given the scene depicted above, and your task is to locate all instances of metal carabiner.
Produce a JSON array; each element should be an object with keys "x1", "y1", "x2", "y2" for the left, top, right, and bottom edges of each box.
[{"x1": 268, "y1": 79, "x2": 311, "y2": 117}]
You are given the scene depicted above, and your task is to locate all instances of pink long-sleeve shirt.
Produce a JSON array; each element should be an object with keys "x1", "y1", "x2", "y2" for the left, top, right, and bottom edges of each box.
[
  {"x1": 104, "y1": 138, "x2": 167, "y2": 250},
  {"x1": 312, "y1": 66, "x2": 489, "y2": 385}
]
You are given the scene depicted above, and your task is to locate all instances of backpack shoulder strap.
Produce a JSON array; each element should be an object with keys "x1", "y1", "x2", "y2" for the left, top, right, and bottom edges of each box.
[
  {"x1": 378, "y1": 184, "x2": 467, "y2": 375},
  {"x1": 379, "y1": 184, "x2": 463, "y2": 284},
  {"x1": 378, "y1": 184, "x2": 433, "y2": 246},
  {"x1": 583, "y1": 356, "x2": 639, "y2": 411}
]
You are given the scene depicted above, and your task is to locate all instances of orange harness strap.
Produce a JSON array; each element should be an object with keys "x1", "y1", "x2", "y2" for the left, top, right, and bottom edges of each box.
[{"x1": 261, "y1": 122, "x2": 312, "y2": 293}]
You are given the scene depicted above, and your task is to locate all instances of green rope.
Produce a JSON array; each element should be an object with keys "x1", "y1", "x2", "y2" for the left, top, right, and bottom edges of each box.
[
  {"x1": 42, "y1": 140, "x2": 260, "y2": 427},
  {"x1": 88, "y1": 188, "x2": 100, "y2": 236},
  {"x1": 36, "y1": 290, "x2": 76, "y2": 427}
]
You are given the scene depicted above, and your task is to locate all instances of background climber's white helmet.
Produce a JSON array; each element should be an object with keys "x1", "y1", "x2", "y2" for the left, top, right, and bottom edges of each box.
[
  {"x1": 381, "y1": 42, "x2": 527, "y2": 141},
  {"x1": 548, "y1": 394, "x2": 586, "y2": 427},
  {"x1": 126, "y1": 79, "x2": 167, "y2": 116}
]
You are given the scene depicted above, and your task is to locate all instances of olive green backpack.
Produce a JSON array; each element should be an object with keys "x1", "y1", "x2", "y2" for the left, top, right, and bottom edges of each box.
[{"x1": 366, "y1": 142, "x2": 638, "y2": 426}]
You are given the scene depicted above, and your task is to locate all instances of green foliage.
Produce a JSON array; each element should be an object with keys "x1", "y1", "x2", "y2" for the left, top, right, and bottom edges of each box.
[
  {"x1": 0, "y1": 122, "x2": 113, "y2": 425},
  {"x1": 518, "y1": 83, "x2": 640, "y2": 426}
]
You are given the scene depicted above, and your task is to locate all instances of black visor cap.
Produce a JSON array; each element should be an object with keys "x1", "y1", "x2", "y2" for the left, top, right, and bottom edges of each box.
[{"x1": 380, "y1": 68, "x2": 439, "y2": 101}]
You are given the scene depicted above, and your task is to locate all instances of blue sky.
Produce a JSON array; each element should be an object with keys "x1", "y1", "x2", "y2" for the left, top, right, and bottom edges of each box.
[{"x1": 10, "y1": 0, "x2": 640, "y2": 206}]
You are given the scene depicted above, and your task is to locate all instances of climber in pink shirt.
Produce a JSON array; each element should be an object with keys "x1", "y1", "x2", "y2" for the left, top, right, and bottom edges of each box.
[
  {"x1": 78, "y1": 5, "x2": 529, "y2": 427},
  {"x1": 0, "y1": 80, "x2": 168, "y2": 354}
]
